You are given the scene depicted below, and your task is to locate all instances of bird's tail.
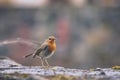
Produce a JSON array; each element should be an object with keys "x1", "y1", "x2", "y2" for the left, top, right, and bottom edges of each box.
[{"x1": 24, "y1": 53, "x2": 33, "y2": 58}]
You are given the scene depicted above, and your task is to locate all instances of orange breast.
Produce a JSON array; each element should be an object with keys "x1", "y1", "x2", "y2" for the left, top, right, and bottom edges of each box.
[{"x1": 48, "y1": 42, "x2": 56, "y2": 52}]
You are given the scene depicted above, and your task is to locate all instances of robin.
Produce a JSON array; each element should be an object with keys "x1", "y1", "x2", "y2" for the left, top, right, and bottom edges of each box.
[{"x1": 24, "y1": 36, "x2": 56, "y2": 67}]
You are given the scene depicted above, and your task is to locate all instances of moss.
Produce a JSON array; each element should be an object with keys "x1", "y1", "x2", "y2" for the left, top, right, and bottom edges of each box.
[
  {"x1": 90, "y1": 68, "x2": 94, "y2": 71},
  {"x1": 4, "y1": 73, "x2": 30, "y2": 79},
  {"x1": 112, "y1": 66, "x2": 120, "y2": 70},
  {"x1": 48, "y1": 75, "x2": 77, "y2": 80}
]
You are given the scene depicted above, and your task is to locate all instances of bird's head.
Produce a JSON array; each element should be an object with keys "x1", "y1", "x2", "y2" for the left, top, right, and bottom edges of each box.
[{"x1": 47, "y1": 36, "x2": 56, "y2": 43}]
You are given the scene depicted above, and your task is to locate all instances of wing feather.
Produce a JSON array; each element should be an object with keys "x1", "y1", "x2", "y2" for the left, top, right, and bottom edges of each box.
[
  {"x1": 33, "y1": 44, "x2": 50, "y2": 58},
  {"x1": 33, "y1": 48, "x2": 42, "y2": 58}
]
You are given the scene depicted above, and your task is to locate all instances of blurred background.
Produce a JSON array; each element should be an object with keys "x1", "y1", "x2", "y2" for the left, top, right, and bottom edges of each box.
[{"x1": 0, "y1": 0, "x2": 120, "y2": 69}]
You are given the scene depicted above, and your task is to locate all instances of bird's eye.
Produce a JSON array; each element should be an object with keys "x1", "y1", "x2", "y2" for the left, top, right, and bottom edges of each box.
[{"x1": 49, "y1": 38, "x2": 51, "y2": 40}]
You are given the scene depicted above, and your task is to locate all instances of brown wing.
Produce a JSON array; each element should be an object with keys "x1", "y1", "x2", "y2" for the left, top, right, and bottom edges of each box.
[
  {"x1": 33, "y1": 48, "x2": 42, "y2": 58},
  {"x1": 33, "y1": 44, "x2": 50, "y2": 58}
]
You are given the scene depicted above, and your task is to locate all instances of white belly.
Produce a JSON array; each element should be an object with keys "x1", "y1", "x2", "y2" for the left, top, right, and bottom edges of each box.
[{"x1": 45, "y1": 51, "x2": 55, "y2": 59}]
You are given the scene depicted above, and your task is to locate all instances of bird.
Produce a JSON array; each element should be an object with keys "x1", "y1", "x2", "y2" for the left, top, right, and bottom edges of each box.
[{"x1": 24, "y1": 36, "x2": 56, "y2": 67}]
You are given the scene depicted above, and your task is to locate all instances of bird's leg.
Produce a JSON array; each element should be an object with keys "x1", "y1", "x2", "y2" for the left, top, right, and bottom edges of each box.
[
  {"x1": 39, "y1": 57, "x2": 45, "y2": 68},
  {"x1": 45, "y1": 59, "x2": 50, "y2": 67}
]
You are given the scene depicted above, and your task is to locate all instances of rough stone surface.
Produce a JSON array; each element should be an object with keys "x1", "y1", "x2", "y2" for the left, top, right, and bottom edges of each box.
[{"x1": 0, "y1": 56, "x2": 120, "y2": 80}]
